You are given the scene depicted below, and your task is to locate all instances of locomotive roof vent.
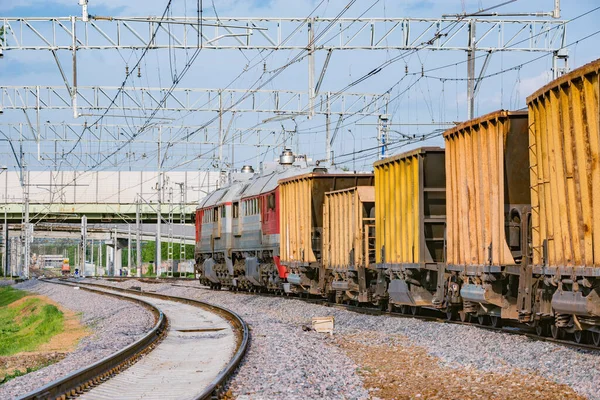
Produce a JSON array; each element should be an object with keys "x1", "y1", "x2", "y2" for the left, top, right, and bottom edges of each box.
[
  {"x1": 280, "y1": 148, "x2": 296, "y2": 165},
  {"x1": 241, "y1": 165, "x2": 255, "y2": 173}
]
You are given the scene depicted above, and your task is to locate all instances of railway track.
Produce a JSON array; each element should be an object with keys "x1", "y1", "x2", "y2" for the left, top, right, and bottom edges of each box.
[
  {"x1": 18, "y1": 278, "x2": 248, "y2": 400},
  {"x1": 90, "y1": 276, "x2": 600, "y2": 353}
]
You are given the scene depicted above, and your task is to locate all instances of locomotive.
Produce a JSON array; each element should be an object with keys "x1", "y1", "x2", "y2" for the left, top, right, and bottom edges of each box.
[
  {"x1": 196, "y1": 58, "x2": 600, "y2": 345},
  {"x1": 195, "y1": 151, "x2": 373, "y2": 292}
]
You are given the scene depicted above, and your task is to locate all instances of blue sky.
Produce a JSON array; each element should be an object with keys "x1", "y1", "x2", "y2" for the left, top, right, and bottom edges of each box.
[{"x1": 1, "y1": 0, "x2": 599, "y2": 171}]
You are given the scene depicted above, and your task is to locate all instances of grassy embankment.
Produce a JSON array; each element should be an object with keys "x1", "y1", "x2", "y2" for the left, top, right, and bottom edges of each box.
[{"x1": 0, "y1": 287, "x2": 66, "y2": 384}]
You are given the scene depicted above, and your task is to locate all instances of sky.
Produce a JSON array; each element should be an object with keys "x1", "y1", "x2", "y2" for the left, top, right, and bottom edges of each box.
[{"x1": 1, "y1": 0, "x2": 599, "y2": 173}]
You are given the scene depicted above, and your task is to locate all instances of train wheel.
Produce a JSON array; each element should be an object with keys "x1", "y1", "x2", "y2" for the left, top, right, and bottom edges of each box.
[
  {"x1": 445, "y1": 308, "x2": 454, "y2": 321},
  {"x1": 550, "y1": 324, "x2": 564, "y2": 340},
  {"x1": 400, "y1": 305, "x2": 409, "y2": 314},
  {"x1": 490, "y1": 316, "x2": 502, "y2": 328},
  {"x1": 387, "y1": 302, "x2": 395, "y2": 313},
  {"x1": 574, "y1": 330, "x2": 588, "y2": 344},
  {"x1": 477, "y1": 315, "x2": 488, "y2": 325},
  {"x1": 327, "y1": 292, "x2": 336, "y2": 303},
  {"x1": 459, "y1": 311, "x2": 471, "y2": 323},
  {"x1": 410, "y1": 306, "x2": 420, "y2": 316},
  {"x1": 535, "y1": 322, "x2": 549, "y2": 337},
  {"x1": 592, "y1": 332, "x2": 600, "y2": 347}
]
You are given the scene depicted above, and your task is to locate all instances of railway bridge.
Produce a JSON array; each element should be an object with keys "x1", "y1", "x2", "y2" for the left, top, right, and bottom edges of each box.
[{"x1": 0, "y1": 170, "x2": 218, "y2": 277}]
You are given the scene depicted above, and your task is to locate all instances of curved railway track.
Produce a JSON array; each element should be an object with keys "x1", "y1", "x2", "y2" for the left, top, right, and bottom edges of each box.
[
  {"x1": 89, "y1": 276, "x2": 600, "y2": 353},
  {"x1": 18, "y1": 279, "x2": 249, "y2": 400}
]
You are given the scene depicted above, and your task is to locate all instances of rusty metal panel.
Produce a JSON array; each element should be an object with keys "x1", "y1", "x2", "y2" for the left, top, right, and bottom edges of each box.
[
  {"x1": 323, "y1": 187, "x2": 375, "y2": 269},
  {"x1": 527, "y1": 59, "x2": 600, "y2": 267},
  {"x1": 279, "y1": 172, "x2": 374, "y2": 265},
  {"x1": 374, "y1": 147, "x2": 445, "y2": 265},
  {"x1": 280, "y1": 176, "x2": 313, "y2": 264},
  {"x1": 444, "y1": 110, "x2": 529, "y2": 267}
]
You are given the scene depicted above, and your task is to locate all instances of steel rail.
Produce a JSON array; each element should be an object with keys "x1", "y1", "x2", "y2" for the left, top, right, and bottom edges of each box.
[
  {"x1": 67, "y1": 279, "x2": 250, "y2": 400},
  {"x1": 17, "y1": 279, "x2": 167, "y2": 400},
  {"x1": 88, "y1": 276, "x2": 600, "y2": 352}
]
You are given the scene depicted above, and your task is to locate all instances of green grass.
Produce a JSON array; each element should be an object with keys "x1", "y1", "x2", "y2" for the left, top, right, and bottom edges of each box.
[
  {"x1": 0, "y1": 287, "x2": 65, "y2": 356},
  {"x1": 0, "y1": 286, "x2": 28, "y2": 307}
]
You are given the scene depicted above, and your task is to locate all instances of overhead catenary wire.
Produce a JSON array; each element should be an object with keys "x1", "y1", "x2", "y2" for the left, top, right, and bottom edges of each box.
[
  {"x1": 291, "y1": 5, "x2": 598, "y2": 137},
  {"x1": 54, "y1": 0, "x2": 564, "y2": 173},
  {"x1": 222, "y1": 7, "x2": 600, "y2": 171},
  {"x1": 62, "y1": 0, "x2": 176, "y2": 160},
  {"x1": 85, "y1": 0, "x2": 362, "y2": 173}
]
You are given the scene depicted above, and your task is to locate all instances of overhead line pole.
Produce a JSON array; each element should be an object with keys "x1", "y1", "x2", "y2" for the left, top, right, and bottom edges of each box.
[
  {"x1": 80, "y1": 215, "x2": 87, "y2": 276},
  {"x1": 136, "y1": 194, "x2": 142, "y2": 278},
  {"x1": 127, "y1": 224, "x2": 131, "y2": 276},
  {"x1": 467, "y1": 20, "x2": 476, "y2": 120},
  {"x1": 156, "y1": 127, "x2": 162, "y2": 278},
  {"x1": 308, "y1": 17, "x2": 315, "y2": 119},
  {"x1": 71, "y1": 15, "x2": 78, "y2": 119}
]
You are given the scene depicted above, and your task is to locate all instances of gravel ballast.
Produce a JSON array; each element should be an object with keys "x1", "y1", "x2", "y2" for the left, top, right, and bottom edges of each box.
[
  {"x1": 0, "y1": 279, "x2": 155, "y2": 399},
  {"x1": 93, "y1": 278, "x2": 600, "y2": 400}
]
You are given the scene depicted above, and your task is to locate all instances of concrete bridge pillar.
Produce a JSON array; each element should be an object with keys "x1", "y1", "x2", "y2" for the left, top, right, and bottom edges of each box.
[{"x1": 106, "y1": 238, "x2": 126, "y2": 276}]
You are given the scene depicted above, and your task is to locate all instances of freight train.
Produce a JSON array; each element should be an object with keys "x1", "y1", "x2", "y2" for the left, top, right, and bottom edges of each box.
[{"x1": 195, "y1": 58, "x2": 600, "y2": 346}]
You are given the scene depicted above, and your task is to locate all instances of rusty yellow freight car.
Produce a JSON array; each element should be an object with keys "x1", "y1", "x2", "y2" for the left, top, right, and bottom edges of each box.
[
  {"x1": 443, "y1": 110, "x2": 530, "y2": 323},
  {"x1": 323, "y1": 186, "x2": 375, "y2": 303},
  {"x1": 527, "y1": 59, "x2": 600, "y2": 269},
  {"x1": 374, "y1": 147, "x2": 446, "y2": 312},
  {"x1": 526, "y1": 60, "x2": 600, "y2": 338},
  {"x1": 279, "y1": 171, "x2": 374, "y2": 294},
  {"x1": 444, "y1": 110, "x2": 530, "y2": 268},
  {"x1": 374, "y1": 147, "x2": 446, "y2": 266},
  {"x1": 323, "y1": 186, "x2": 375, "y2": 269}
]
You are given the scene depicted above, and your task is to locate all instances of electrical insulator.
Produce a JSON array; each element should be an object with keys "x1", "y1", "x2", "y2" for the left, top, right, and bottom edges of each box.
[
  {"x1": 138, "y1": 66, "x2": 141, "y2": 78},
  {"x1": 421, "y1": 65, "x2": 424, "y2": 77},
  {"x1": 405, "y1": 65, "x2": 408, "y2": 74},
  {"x1": 125, "y1": 65, "x2": 129, "y2": 76},
  {"x1": 263, "y1": 62, "x2": 267, "y2": 73}
]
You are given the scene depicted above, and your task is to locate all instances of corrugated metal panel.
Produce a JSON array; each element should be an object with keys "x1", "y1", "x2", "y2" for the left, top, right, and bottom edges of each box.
[
  {"x1": 323, "y1": 187, "x2": 375, "y2": 269},
  {"x1": 527, "y1": 59, "x2": 600, "y2": 267},
  {"x1": 280, "y1": 173, "x2": 374, "y2": 265},
  {"x1": 443, "y1": 110, "x2": 529, "y2": 266},
  {"x1": 280, "y1": 176, "x2": 314, "y2": 263},
  {"x1": 374, "y1": 147, "x2": 445, "y2": 265}
]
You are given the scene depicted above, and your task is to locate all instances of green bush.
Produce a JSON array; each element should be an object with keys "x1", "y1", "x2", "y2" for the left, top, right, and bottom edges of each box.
[{"x1": 143, "y1": 265, "x2": 155, "y2": 277}]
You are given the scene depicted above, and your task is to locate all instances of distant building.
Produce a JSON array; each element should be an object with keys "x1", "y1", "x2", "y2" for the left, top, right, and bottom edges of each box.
[{"x1": 39, "y1": 255, "x2": 66, "y2": 269}]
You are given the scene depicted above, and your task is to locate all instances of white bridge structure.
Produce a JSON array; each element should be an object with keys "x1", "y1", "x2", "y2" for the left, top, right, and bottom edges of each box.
[{"x1": 0, "y1": 170, "x2": 218, "y2": 223}]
